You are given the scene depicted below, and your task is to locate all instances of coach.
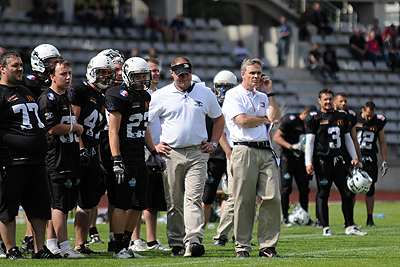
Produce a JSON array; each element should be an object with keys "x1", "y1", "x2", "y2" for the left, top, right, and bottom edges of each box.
[
  {"x1": 222, "y1": 58, "x2": 282, "y2": 258},
  {"x1": 149, "y1": 57, "x2": 224, "y2": 257}
]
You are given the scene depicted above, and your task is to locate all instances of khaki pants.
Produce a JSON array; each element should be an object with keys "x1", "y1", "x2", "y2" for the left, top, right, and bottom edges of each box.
[
  {"x1": 214, "y1": 158, "x2": 234, "y2": 241},
  {"x1": 231, "y1": 145, "x2": 281, "y2": 253},
  {"x1": 162, "y1": 145, "x2": 209, "y2": 247}
]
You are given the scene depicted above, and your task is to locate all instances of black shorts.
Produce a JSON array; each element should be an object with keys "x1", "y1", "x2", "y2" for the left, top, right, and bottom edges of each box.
[
  {"x1": 105, "y1": 162, "x2": 117, "y2": 206},
  {"x1": 50, "y1": 176, "x2": 80, "y2": 214},
  {"x1": 74, "y1": 155, "x2": 102, "y2": 210},
  {"x1": 202, "y1": 159, "x2": 226, "y2": 205},
  {"x1": 115, "y1": 161, "x2": 148, "y2": 211},
  {"x1": 146, "y1": 166, "x2": 167, "y2": 210},
  {"x1": 361, "y1": 155, "x2": 378, "y2": 196},
  {"x1": 0, "y1": 165, "x2": 51, "y2": 222}
]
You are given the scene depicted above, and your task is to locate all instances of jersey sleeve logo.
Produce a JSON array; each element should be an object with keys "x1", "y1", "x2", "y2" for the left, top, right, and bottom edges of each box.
[
  {"x1": 377, "y1": 114, "x2": 385, "y2": 121},
  {"x1": 47, "y1": 93, "x2": 56, "y2": 101},
  {"x1": 289, "y1": 114, "x2": 296, "y2": 121},
  {"x1": 310, "y1": 111, "x2": 317, "y2": 116},
  {"x1": 349, "y1": 109, "x2": 356, "y2": 116},
  {"x1": 106, "y1": 103, "x2": 115, "y2": 111},
  {"x1": 68, "y1": 88, "x2": 75, "y2": 98},
  {"x1": 120, "y1": 90, "x2": 129, "y2": 97},
  {"x1": 27, "y1": 75, "x2": 36, "y2": 80}
]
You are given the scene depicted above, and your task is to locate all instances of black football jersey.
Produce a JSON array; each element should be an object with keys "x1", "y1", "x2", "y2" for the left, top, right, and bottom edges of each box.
[
  {"x1": 20, "y1": 73, "x2": 50, "y2": 99},
  {"x1": 356, "y1": 113, "x2": 387, "y2": 156},
  {"x1": 304, "y1": 109, "x2": 351, "y2": 157},
  {"x1": 68, "y1": 80, "x2": 106, "y2": 148},
  {"x1": 346, "y1": 109, "x2": 357, "y2": 128},
  {"x1": 105, "y1": 86, "x2": 151, "y2": 162},
  {"x1": 278, "y1": 113, "x2": 306, "y2": 156},
  {"x1": 37, "y1": 88, "x2": 80, "y2": 179},
  {"x1": 0, "y1": 84, "x2": 47, "y2": 166}
]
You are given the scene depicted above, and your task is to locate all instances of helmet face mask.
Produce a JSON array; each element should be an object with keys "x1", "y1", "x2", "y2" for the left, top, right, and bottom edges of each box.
[
  {"x1": 31, "y1": 44, "x2": 62, "y2": 74},
  {"x1": 86, "y1": 55, "x2": 116, "y2": 90},
  {"x1": 122, "y1": 57, "x2": 152, "y2": 90}
]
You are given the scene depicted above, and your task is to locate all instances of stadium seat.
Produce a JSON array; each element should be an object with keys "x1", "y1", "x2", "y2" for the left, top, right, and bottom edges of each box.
[
  {"x1": 311, "y1": 35, "x2": 324, "y2": 44},
  {"x1": 347, "y1": 60, "x2": 362, "y2": 70},
  {"x1": 219, "y1": 56, "x2": 233, "y2": 67},
  {"x1": 192, "y1": 56, "x2": 207, "y2": 67},
  {"x1": 347, "y1": 97, "x2": 361, "y2": 108},
  {"x1": 183, "y1": 17, "x2": 194, "y2": 29},
  {"x1": 362, "y1": 61, "x2": 376, "y2": 71},
  {"x1": 3, "y1": 22, "x2": 17, "y2": 34},
  {"x1": 166, "y1": 43, "x2": 179, "y2": 53},
  {"x1": 347, "y1": 72, "x2": 361, "y2": 83},
  {"x1": 285, "y1": 83, "x2": 298, "y2": 94},
  {"x1": 207, "y1": 31, "x2": 220, "y2": 42},
  {"x1": 372, "y1": 85, "x2": 386, "y2": 97},
  {"x1": 333, "y1": 84, "x2": 347, "y2": 93},
  {"x1": 376, "y1": 61, "x2": 390, "y2": 71},
  {"x1": 337, "y1": 34, "x2": 350, "y2": 44},
  {"x1": 346, "y1": 85, "x2": 360, "y2": 96},
  {"x1": 335, "y1": 72, "x2": 348, "y2": 83},
  {"x1": 192, "y1": 31, "x2": 208, "y2": 42},
  {"x1": 273, "y1": 83, "x2": 286, "y2": 94},
  {"x1": 324, "y1": 35, "x2": 338, "y2": 45},
  {"x1": 273, "y1": 70, "x2": 286, "y2": 82},
  {"x1": 360, "y1": 73, "x2": 375, "y2": 84},
  {"x1": 385, "y1": 110, "x2": 400, "y2": 121},
  {"x1": 206, "y1": 56, "x2": 221, "y2": 68},
  {"x1": 387, "y1": 73, "x2": 400, "y2": 84},
  {"x1": 359, "y1": 85, "x2": 373, "y2": 96},
  {"x1": 207, "y1": 43, "x2": 220, "y2": 54},
  {"x1": 386, "y1": 86, "x2": 400, "y2": 97},
  {"x1": 337, "y1": 59, "x2": 348, "y2": 70},
  {"x1": 194, "y1": 18, "x2": 208, "y2": 29},
  {"x1": 30, "y1": 24, "x2": 43, "y2": 34},
  {"x1": 385, "y1": 133, "x2": 399, "y2": 144},
  {"x1": 336, "y1": 47, "x2": 351, "y2": 58},
  {"x1": 374, "y1": 73, "x2": 388, "y2": 84},
  {"x1": 209, "y1": 18, "x2": 222, "y2": 29},
  {"x1": 386, "y1": 98, "x2": 399, "y2": 109},
  {"x1": 385, "y1": 122, "x2": 399, "y2": 133},
  {"x1": 220, "y1": 43, "x2": 234, "y2": 55},
  {"x1": 42, "y1": 24, "x2": 57, "y2": 35},
  {"x1": 194, "y1": 43, "x2": 208, "y2": 54},
  {"x1": 372, "y1": 97, "x2": 386, "y2": 108},
  {"x1": 71, "y1": 26, "x2": 85, "y2": 37}
]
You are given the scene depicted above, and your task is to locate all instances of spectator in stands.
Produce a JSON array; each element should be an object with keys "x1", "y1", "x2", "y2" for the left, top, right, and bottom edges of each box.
[
  {"x1": 170, "y1": 14, "x2": 189, "y2": 43},
  {"x1": 366, "y1": 31, "x2": 381, "y2": 66},
  {"x1": 117, "y1": 2, "x2": 134, "y2": 34},
  {"x1": 45, "y1": 0, "x2": 63, "y2": 25},
  {"x1": 299, "y1": 6, "x2": 317, "y2": 40},
  {"x1": 144, "y1": 12, "x2": 162, "y2": 41},
  {"x1": 93, "y1": 0, "x2": 105, "y2": 32},
  {"x1": 103, "y1": 0, "x2": 115, "y2": 34},
  {"x1": 130, "y1": 48, "x2": 140, "y2": 58},
  {"x1": 313, "y1": 2, "x2": 333, "y2": 36},
  {"x1": 309, "y1": 43, "x2": 338, "y2": 81},
  {"x1": 149, "y1": 48, "x2": 159, "y2": 59},
  {"x1": 159, "y1": 14, "x2": 172, "y2": 42},
  {"x1": 383, "y1": 33, "x2": 399, "y2": 71},
  {"x1": 323, "y1": 45, "x2": 339, "y2": 73},
  {"x1": 370, "y1": 19, "x2": 383, "y2": 52},
  {"x1": 232, "y1": 40, "x2": 250, "y2": 67},
  {"x1": 276, "y1": 16, "x2": 291, "y2": 67},
  {"x1": 76, "y1": 0, "x2": 95, "y2": 25},
  {"x1": 382, "y1": 24, "x2": 397, "y2": 40},
  {"x1": 350, "y1": 28, "x2": 377, "y2": 66}
]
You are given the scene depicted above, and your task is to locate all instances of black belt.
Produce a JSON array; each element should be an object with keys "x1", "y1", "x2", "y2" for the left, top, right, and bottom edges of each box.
[{"x1": 233, "y1": 141, "x2": 271, "y2": 149}]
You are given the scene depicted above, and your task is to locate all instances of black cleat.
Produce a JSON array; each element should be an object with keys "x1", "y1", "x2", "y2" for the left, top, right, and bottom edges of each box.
[
  {"x1": 20, "y1": 236, "x2": 34, "y2": 254},
  {"x1": 259, "y1": 247, "x2": 283, "y2": 258},
  {"x1": 170, "y1": 246, "x2": 185, "y2": 257},
  {"x1": 184, "y1": 243, "x2": 205, "y2": 257},
  {"x1": 213, "y1": 238, "x2": 227, "y2": 247},
  {"x1": 32, "y1": 246, "x2": 62, "y2": 259},
  {"x1": 6, "y1": 247, "x2": 25, "y2": 260},
  {"x1": 314, "y1": 219, "x2": 323, "y2": 228},
  {"x1": 236, "y1": 251, "x2": 250, "y2": 258},
  {"x1": 366, "y1": 220, "x2": 376, "y2": 227},
  {"x1": 75, "y1": 241, "x2": 101, "y2": 255},
  {"x1": 108, "y1": 240, "x2": 115, "y2": 252}
]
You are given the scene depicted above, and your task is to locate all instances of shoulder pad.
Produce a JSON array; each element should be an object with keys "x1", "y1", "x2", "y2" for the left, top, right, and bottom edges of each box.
[
  {"x1": 309, "y1": 111, "x2": 317, "y2": 116},
  {"x1": 348, "y1": 109, "x2": 356, "y2": 116},
  {"x1": 377, "y1": 114, "x2": 386, "y2": 121}
]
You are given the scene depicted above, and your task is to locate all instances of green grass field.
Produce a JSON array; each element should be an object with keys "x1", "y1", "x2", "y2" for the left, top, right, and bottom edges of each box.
[{"x1": 5, "y1": 201, "x2": 400, "y2": 266}]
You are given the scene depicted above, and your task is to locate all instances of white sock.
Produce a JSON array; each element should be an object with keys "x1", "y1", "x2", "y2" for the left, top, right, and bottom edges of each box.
[
  {"x1": 60, "y1": 240, "x2": 72, "y2": 253},
  {"x1": 109, "y1": 232, "x2": 115, "y2": 241},
  {"x1": 46, "y1": 238, "x2": 59, "y2": 253}
]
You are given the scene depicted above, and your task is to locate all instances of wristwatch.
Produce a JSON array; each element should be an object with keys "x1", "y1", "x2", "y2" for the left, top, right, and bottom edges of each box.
[{"x1": 211, "y1": 142, "x2": 218, "y2": 148}]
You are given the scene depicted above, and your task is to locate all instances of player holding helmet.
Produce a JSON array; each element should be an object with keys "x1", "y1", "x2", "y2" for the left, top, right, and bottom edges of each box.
[
  {"x1": 68, "y1": 55, "x2": 115, "y2": 255},
  {"x1": 105, "y1": 57, "x2": 166, "y2": 259}
]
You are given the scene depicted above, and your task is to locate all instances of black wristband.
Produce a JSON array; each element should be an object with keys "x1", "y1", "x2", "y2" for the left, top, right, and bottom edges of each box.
[
  {"x1": 151, "y1": 150, "x2": 158, "y2": 156},
  {"x1": 267, "y1": 93, "x2": 275, "y2": 97},
  {"x1": 112, "y1": 155, "x2": 122, "y2": 161}
]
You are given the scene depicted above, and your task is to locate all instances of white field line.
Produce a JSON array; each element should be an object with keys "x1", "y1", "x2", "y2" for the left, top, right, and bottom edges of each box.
[{"x1": 284, "y1": 245, "x2": 399, "y2": 256}]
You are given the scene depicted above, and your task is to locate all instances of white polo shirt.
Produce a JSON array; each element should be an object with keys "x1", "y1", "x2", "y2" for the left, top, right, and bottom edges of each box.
[
  {"x1": 222, "y1": 84, "x2": 271, "y2": 143},
  {"x1": 146, "y1": 87, "x2": 161, "y2": 145},
  {"x1": 149, "y1": 82, "x2": 222, "y2": 148}
]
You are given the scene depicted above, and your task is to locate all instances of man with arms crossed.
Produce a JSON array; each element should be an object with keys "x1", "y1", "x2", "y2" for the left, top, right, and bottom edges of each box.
[{"x1": 222, "y1": 58, "x2": 282, "y2": 258}]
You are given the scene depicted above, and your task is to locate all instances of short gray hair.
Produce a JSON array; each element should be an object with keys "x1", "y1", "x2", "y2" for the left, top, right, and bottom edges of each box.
[{"x1": 240, "y1": 58, "x2": 263, "y2": 73}]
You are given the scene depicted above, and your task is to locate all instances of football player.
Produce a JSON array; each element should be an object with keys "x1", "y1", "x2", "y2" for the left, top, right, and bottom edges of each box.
[
  {"x1": 356, "y1": 101, "x2": 387, "y2": 226},
  {"x1": 68, "y1": 55, "x2": 115, "y2": 254},
  {"x1": 37, "y1": 59, "x2": 84, "y2": 258},
  {"x1": 105, "y1": 57, "x2": 165, "y2": 259},
  {"x1": 304, "y1": 89, "x2": 366, "y2": 236},
  {"x1": 274, "y1": 105, "x2": 317, "y2": 227},
  {"x1": 21, "y1": 44, "x2": 62, "y2": 98}
]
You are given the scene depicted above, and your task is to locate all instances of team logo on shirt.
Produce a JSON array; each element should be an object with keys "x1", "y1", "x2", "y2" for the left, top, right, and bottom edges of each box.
[
  {"x1": 194, "y1": 100, "x2": 203, "y2": 107},
  {"x1": 62, "y1": 105, "x2": 68, "y2": 111},
  {"x1": 106, "y1": 103, "x2": 115, "y2": 111},
  {"x1": 337, "y1": 120, "x2": 344, "y2": 126},
  {"x1": 370, "y1": 126, "x2": 378, "y2": 132},
  {"x1": 27, "y1": 75, "x2": 36, "y2": 80},
  {"x1": 132, "y1": 102, "x2": 140, "y2": 108},
  {"x1": 44, "y1": 112, "x2": 54, "y2": 120},
  {"x1": 47, "y1": 93, "x2": 56, "y2": 101},
  {"x1": 260, "y1": 102, "x2": 265, "y2": 108},
  {"x1": 377, "y1": 114, "x2": 385, "y2": 121},
  {"x1": 68, "y1": 88, "x2": 75, "y2": 98},
  {"x1": 289, "y1": 115, "x2": 296, "y2": 121},
  {"x1": 310, "y1": 111, "x2": 317, "y2": 116},
  {"x1": 7, "y1": 94, "x2": 18, "y2": 102},
  {"x1": 120, "y1": 90, "x2": 129, "y2": 97},
  {"x1": 90, "y1": 97, "x2": 97, "y2": 104}
]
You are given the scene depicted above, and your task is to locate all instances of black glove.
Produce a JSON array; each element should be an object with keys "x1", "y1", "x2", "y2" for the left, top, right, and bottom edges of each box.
[
  {"x1": 113, "y1": 155, "x2": 125, "y2": 184},
  {"x1": 80, "y1": 147, "x2": 91, "y2": 166},
  {"x1": 151, "y1": 150, "x2": 167, "y2": 171}
]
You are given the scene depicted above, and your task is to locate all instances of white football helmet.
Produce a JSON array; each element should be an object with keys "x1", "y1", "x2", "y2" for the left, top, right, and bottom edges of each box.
[
  {"x1": 86, "y1": 55, "x2": 115, "y2": 90},
  {"x1": 191, "y1": 74, "x2": 202, "y2": 83},
  {"x1": 97, "y1": 49, "x2": 125, "y2": 64},
  {"x1": 213, "y1": 70, "x2": 237, "y2": 102},
  {"x1": 347, "y1": 167, "x2": 373, "y2": 194},
  {"x1": 287, "y1": 204, "x2": 310, "y2": 225},
  {"x1": 122, "y1": 57, "x2": 151, "y2": 90},
  {"x1": 31, "y1": 44, "x2": 62, "y2": 73}
]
